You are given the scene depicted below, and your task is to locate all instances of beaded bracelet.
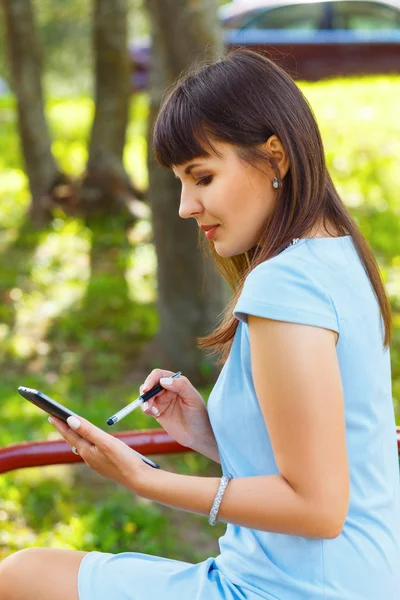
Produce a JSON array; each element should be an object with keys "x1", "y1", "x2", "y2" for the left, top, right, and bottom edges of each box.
[{"x1": 208, "y1": 473, "x2": 233, "y2": 526}]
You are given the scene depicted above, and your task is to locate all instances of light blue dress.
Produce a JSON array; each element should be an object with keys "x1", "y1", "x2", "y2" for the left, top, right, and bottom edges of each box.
[{"x1": 78, "y1": 235, "x2": 400, "y2": 600}]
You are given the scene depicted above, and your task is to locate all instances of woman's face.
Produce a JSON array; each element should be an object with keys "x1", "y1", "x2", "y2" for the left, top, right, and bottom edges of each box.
[{"x1": 172, "y1": 140, "x2": 278, "y2": 258}]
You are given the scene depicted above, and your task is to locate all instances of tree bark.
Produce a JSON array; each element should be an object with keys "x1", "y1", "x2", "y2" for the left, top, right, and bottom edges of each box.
[
  {"x1": 145, "y1": 0, "x2": 228, "y2": 385},
  {"x1": 81, "y1": 0, "x2": 132, "y2": 221},
  {"x1": 1, "y1": 0, "x2": 58, "y2": 226}
]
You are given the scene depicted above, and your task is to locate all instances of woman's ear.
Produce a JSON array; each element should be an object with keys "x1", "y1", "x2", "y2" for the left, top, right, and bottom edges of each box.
[{"x1": 263, "y1": 135, "x2": 290, "y2": 179}]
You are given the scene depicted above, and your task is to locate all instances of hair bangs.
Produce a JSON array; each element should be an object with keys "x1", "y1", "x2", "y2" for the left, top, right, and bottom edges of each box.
[{"x1": 152, "y1": 87, "x2": 221, "y2": 170}]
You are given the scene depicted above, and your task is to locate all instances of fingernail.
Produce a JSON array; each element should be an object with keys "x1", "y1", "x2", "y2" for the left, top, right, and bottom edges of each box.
[
  {"x1": 67, "y1": 416, "x2": 81, "y2": 430},
  {"x1": 151, "y1": 406, "x2": 160, "y2": 416},
  {"x1": 142, "y1": 382, "x2": 148, "y2": 392},
  {"x1": 160, "y1": 377, "x2": 172, "y2": 385},
  {"x1": 141, "y1": 401, "x2": 149, "y2": 412},
  {"x1": 48, "y1": 416, "x2": 54, "y2": 425}
]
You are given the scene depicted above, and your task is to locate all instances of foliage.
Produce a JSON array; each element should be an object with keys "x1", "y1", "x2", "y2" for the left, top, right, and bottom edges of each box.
[
  {"x1": 0, "y1": 0, "x2": 230, "y2": 96},
  {"x1": 0, "y1": 76, "x2": 399, "y2": 562},
  {"x1": 0, "y1": 0, "x2": 151, "y2": 96}
]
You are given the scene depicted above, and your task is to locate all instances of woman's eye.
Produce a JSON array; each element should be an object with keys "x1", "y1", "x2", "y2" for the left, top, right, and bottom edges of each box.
[{"x1": 196, "y1": 176, "x2": 213, "y2": 186}]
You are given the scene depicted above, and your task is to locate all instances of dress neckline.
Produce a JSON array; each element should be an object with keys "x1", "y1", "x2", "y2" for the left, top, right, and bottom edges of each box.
[{"x1": 283, "y1": 234, "x2": 351, "y2": 252}]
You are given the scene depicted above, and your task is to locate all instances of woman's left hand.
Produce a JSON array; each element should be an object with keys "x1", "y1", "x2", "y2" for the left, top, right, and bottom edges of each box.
[{"x1": 48, "y1": 415, "x2": 149, "y2": 492}]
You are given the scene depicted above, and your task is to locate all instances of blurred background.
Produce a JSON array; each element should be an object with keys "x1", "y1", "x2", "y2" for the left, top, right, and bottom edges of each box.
[{"x1": 0, "y1": 0, "x2": 399, "y2": 563}]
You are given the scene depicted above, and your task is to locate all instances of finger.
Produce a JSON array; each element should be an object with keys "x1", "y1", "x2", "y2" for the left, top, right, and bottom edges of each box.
[
  {"x1": 65, "y1": 415, "x2": 109, "y2": 449},
  {"x1": 141, "y1": 368, "x2": 175, "y2": 393},
  {"x1": 159, "y1": 374, "x2": 184, "y2": 395},
  {"x1": 141, "y1": 401, "x2": 160, "y2": 418},
  {"x1": 141, "y1": 374, "x2": 185, "y2": 415},
  {"x1": 48, "y1": 416, "x2": 93, "y2": 453}
]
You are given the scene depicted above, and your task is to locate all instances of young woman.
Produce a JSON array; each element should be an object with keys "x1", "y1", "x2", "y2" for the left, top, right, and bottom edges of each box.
[{"x1": 1, "y1": 48, "x2": 399, "y2": 600}]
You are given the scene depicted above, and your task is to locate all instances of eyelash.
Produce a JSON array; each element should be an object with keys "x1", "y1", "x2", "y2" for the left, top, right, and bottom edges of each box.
[{"x1": 196, "y1": 176, "x2": 213, "y2": 186}]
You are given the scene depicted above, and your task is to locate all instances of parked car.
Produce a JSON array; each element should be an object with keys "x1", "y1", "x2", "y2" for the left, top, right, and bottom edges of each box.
[{"x1": 129, "y1": 0, "x2": 400, "y2": 88}]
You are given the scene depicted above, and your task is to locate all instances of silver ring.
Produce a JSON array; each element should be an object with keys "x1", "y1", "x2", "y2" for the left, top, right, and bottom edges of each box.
[{"x1": 71, "y1": 446, "x2": 79, "y2": 455}]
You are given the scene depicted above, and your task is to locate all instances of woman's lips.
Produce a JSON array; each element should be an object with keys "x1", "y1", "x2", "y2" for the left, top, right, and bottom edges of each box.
[{"x1": 204, "y1": 225, "x2": 219, "y2": 240}]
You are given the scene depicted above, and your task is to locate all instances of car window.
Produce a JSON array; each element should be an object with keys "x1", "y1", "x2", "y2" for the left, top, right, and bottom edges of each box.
[
  {"x1": 331, "y1": 1, "x2": 400, "y2": 29},
  {"x1": 239, "y1": 3, "x2": 326, "y2": 30},
  {"x1": 222, "y1": 9, "x2": 261, "y2": 29}
]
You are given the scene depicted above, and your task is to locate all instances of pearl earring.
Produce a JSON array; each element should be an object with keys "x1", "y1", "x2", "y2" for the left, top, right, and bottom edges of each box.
[{"x1": 272, "y1": 177, "x2": 281, "y2": 189}]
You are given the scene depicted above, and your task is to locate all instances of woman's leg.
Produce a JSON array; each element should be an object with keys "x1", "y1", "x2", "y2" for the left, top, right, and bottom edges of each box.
[{"x1": 0, "y1": 548, "x2": 88, "y2": 600}]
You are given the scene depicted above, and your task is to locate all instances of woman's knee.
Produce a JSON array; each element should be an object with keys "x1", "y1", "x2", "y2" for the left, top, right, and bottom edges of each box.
[
  {"x1": 0, "y1": 549, "x2": 34, "y2": 599},
  {"x1": 0, "y1": 547, "x2": 86, "y2": 600}
]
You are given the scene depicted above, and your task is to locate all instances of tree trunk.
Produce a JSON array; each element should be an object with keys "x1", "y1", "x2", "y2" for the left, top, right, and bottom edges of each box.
[
  {"x1": 1, "y1": 0, "x2": 58, "y2": 226},
  {"x1": 145, "y1": 0, "x2": 228, "y2": 385},
  {"x1": 81, "y1": 0, "x2": 132, "y2": 221},
  {"x1": 74, "y1": 0, "x2": 140, "y2": 386}
]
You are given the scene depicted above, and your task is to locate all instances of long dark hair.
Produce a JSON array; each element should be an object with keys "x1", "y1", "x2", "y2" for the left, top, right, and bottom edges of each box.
[{"x1": 151, "y1": 48, "x2": 392, "y2": 365}]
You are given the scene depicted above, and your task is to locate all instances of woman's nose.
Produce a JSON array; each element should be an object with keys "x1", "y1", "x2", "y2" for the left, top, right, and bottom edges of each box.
[{"x1": 178, "y1": 191, "x2": 203, "y2": 220}]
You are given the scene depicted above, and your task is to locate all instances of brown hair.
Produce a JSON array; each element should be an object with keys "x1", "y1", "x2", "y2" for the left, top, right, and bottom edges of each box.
[{"x1": 151, "y1": 48, "x2": 392, "y2": 365}]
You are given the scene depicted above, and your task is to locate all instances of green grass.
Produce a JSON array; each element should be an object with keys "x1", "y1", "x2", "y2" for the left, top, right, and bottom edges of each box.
[{"x1": 0, "y1": 77, "x2": 400, "y2": 561}]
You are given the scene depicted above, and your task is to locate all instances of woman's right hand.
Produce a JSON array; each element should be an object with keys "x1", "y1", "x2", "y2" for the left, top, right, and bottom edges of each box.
[{"x1": 139, "y1": 369, "x2": 216, "y2": 452}]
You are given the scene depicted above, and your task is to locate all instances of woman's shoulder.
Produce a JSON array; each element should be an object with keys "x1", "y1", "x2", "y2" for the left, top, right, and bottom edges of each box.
[
  {"x1": 233, "y1": 242, "x2": 340, "y2": 333},
  {"x1": 246, "y1": 235, "x2": 355, "y2": 286}
]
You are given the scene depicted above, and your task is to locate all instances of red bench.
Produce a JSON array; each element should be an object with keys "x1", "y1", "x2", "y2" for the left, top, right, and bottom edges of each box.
[
  {"x1": 1, "y1": 428, "x2": 400, "y2": 474},
  {"x1": 0, "y1": 429, "x2": 191, "y2": 474}
]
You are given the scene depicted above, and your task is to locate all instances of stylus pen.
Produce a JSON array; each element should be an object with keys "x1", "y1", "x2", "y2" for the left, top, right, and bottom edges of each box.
[{"x1": 106, "y1": 371, "x2": 182, "y2": 426}]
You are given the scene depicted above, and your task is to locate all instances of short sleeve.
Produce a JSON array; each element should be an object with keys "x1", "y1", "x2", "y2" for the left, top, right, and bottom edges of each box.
[{"x1": 233, "y1": 259, "x2": 340, "y2": 334}]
